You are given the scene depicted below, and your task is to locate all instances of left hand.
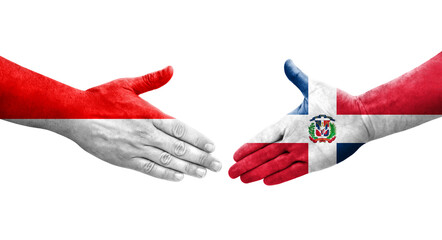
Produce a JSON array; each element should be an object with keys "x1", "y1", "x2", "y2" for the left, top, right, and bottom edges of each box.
[{"x1": 229, "y1": 60, "x2": 370, "y2": 185}]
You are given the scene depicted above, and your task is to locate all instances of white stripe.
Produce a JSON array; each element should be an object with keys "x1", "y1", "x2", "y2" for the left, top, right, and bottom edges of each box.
[
  {"x1": 364, "y1": 115, "x2": 440, "y2": 140},
  {"x1": 280, "y1": 79, "x2": 440, "y2": 173},
  {"x1": 307, "y1": 81, "x2": 337, "y2": 172}
]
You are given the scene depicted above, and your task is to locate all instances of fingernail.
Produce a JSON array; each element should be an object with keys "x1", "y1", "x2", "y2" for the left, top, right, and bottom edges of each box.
[
  {"x1": 174, "y1": 172, "x2": 184, "y2": 181},
  {"x1": 196, "y1": 168, "x2": 207, "y2": 178},
  {"x1": 210, "y1": 161, "x2": 222, "y2": 172},
  {"x1": 205, "y1": 143, "x2": 215, "y2": 152}
]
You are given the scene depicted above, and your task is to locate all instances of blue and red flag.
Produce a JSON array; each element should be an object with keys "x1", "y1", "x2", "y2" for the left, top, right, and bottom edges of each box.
[{"x1": 230, "y1": 52, "x2": 442, "y2": 185}]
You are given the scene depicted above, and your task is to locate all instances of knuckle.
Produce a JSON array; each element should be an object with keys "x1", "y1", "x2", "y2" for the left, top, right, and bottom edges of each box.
[
  {"x1": 173, "y1": 141, "x2": 187, "y2": 156},
  {"x1": 146, "y1": 130, "x2": 161, "y2": 145},
  {"x1": 184, "y1": 162, "x2": 196, "y2": 174},
  {"x1": 162, "y1": 169, "x2": 174, "y2": 180},
  {"x1": 172, "y1": 122, "x2": 186, "y2": 138},
  {"x1": 141, "y1": 73, "x2": 154, "y2": 87},
  {"x1": 159, "y1": 152, "x2": 172, "y2": 166},
  {"x1": 141, "y1": 161, "x2": 155, "y2": 174},
  {"x1": 139, "y1": 126, "x2": 156, "y2": 142},
  {"x1": 152, "y1": 119, "x2": 163, "y2": 127},
  {"x1": 193, "y1": 137, "x2": 200, "y2": 147},
  {"x1": 198, "y1": 152, "x2": 209, "y2": 166}
]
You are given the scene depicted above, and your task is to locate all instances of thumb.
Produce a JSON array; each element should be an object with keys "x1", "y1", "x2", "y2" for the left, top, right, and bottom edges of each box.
[
  {"x1": 284, "y1": 59, "x2": 308, "y2": 98},
  {"x1": 128, "y1": 66, "x2": 174, "y2": 95}
]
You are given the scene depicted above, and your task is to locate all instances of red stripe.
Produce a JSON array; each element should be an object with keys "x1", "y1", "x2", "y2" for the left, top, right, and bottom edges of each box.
[
  {"x1": 229, "y1": 143, "x2": 308, "y2": 180},
  {"x1": 337, "y1": 52, "x2": 442, "y2": 115},
  {"x1": 0, "y1": 57, "x2": 172, "y2": 119}
]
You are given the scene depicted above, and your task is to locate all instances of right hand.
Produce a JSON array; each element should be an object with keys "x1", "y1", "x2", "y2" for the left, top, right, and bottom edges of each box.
[
  {"x1": 64, "y1": 118, "x2": 221, "y2": 181},
  {"x1": 25, "y1": 66, "x2": 222, "y2": 181}
]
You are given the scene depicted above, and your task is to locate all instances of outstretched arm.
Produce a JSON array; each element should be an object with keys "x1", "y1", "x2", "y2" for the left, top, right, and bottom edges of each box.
[
  {"x1": 338, "y1": 52, "x2": 442, "y2": 139},
  {"x1": 229, "y1": 52, "x2": 442, "y2": 185},
  {"x1": 0, "y1": 56, "x2": 222, "y2": 181}
]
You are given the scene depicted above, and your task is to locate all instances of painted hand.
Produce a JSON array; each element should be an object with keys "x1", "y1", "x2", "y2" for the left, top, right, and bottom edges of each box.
[
  {"x1": 229, "y1": 60, "x2": 370, "y2": 185},
  {"x1": 1, "y1": 57, "x2": 221, "y2": 181},
  {"x1": 56, "y1": 68, "x2": 222, "y2": 181}
]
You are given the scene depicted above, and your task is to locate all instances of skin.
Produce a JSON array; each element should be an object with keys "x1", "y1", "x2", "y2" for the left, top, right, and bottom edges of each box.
[
  {"x1": 229, "y1": 59, "x2": 440, "y2": 185},
  {"x1": 2, "y1": 63, "x2": 222, "y2": 181},
  {"x1": 229, "y1": 81, "x2": 369, "y2": 184},
  {"x1": 7, "y1": 118, "x2": 221, "y2": 181}
]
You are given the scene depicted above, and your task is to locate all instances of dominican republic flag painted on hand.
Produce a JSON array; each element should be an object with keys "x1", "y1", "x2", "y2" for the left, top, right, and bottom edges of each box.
[{"x1": 229, "y1": 53, "x2": 442, "y2": 185}]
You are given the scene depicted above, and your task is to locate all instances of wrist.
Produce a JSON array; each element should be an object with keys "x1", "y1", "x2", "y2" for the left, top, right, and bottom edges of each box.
[
  {"x1": 354, "y1": 94, "x2": 376, "y2": 141},
  {"x1": 2, "y1": 119, "x2": 75, "y2": 139},
  {"x1": 336, "y1": 89, "x2": 374, "y2": 142}
]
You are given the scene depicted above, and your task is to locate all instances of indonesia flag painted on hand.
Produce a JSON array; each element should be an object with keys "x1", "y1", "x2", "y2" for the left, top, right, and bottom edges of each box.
[
  {"x1": 0, "y1": 57, "x2": 221, "y2": 181},
  {"x1": 229, "y1": 53, "x2": 442, "y2": 185}
]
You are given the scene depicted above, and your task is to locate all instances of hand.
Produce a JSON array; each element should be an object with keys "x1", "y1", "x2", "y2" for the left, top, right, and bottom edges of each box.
[
  {"x1": 11, "y1": 66, "x2": 222, "y2": 181},
  {"x1": 64, "y1": 118, "x2": 221, "y2": 181},
  {"x1": 67, "y1": 67, "x2": 222, "y2": 181},
  {"x1": 229, "y1": 60, "x2": 370, "y2": 185}
]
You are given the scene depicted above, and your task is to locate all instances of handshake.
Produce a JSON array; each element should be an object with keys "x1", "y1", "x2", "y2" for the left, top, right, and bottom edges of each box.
[{"x1": 1, "y1": 53, "x2": 441, "y2": 185}]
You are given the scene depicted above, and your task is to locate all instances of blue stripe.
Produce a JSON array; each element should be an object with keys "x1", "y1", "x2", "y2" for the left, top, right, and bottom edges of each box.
[
  {"x1": 337, "y1": 143, "x2": 364, "y2": 163},
  {"x1": 289, "y1": 98, "x2": 308, "y2": 115},
  {"x1": 284, "y1": 59, "x2": 308, "y2": 115}
]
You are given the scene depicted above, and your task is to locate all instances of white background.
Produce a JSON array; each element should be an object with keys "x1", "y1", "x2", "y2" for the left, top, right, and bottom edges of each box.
[{"x1": 0, "y1": 0, "x2": 441, "y2": 239}]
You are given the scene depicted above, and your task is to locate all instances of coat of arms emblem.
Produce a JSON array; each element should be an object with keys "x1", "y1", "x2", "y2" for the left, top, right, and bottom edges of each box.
[{"x1": 309, "y1": 114, "x2": 336, "y2": 143}]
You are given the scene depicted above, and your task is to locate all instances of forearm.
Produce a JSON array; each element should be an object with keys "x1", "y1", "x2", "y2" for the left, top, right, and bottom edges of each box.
[
  {"x1": 4, "y1": 119, "x2": 73, "y2": 136},
  {"x1": 0, "y1": 56, "x2": 84, "y2": 119},
  {"x1": 358, "y1": 52, "x2": 442, "y2": 139}
]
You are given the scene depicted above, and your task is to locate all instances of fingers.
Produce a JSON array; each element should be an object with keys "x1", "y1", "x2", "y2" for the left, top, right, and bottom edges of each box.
[
  {"x1": 240, "y1": 153, "x2": 293, "y2": 183},
  {"x1": 263, "y1": 162, "x2": 308, "y2": 185},
  {"x1": 233, "y1": 143, "x2": 269, "y2": 162},
  {"x1": 129, "y1": 157, "x2": 184, "y2": 181},
  {"x1": 128, "y1": 66, "x2": 174, "y2": 95},
  {"x1": 154, "y1": 131, "x2": 222, "y2": 172},
  {"x1": 231, "y1": 143, "x2": 308, "y2": 184},
  {"x1": 142, "y1": 146, "x2": 208, "y2": 178},
  {"x1": 229, "y1": 143, "x2": 287, "y2": 179},
  {"x1": 152, "y1": 119, "x2": 215, "y2": 152},
  {"x1": 284, "y1": 59, "x2": 308, "y2": 98},
  {"x1": 233, "y1": 123, "x2": 284, "y2": 161}
]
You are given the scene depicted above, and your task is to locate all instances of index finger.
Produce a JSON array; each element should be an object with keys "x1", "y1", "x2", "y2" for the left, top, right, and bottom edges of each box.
[
  {"x1": 233, "y1": 123, "x2": 284, "y2": 162},
  {"x1": 152, "y1": 119, "x2": 215, "y2": 153},
  {"x1": 229, "y1": 143, "x2": 287, "y2": 179}
]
